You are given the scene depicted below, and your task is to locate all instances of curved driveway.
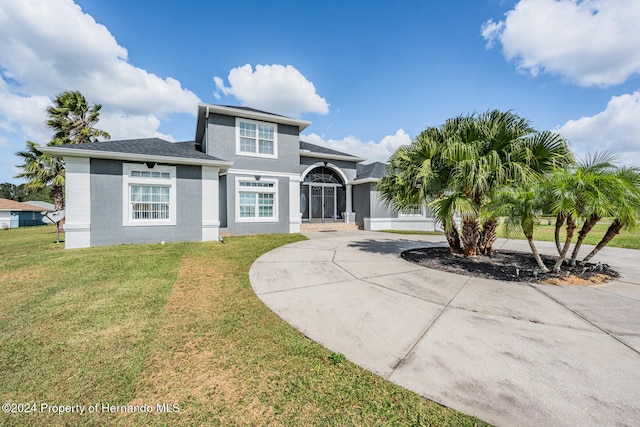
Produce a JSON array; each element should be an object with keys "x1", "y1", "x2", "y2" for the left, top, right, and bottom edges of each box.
[{"x1": 249, "y1": 231, "x2": 640, "y2": 427}]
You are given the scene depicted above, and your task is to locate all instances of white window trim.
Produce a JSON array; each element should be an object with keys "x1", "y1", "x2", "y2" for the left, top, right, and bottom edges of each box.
[
  {"x1": 398, "y1": 204, "x2": 426, "y2": 217},
  {"x1": 122, "y1": 163, "x2": 177, "y2": 226},
  {"x1": 235, "y1": 176, "x2": 278, "y2": 223},
  {"x1": 235, "y1": 117, "x2": 278, "y2": 159}
]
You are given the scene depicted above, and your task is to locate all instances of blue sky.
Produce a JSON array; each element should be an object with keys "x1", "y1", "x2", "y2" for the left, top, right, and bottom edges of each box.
[{"x1": 2, "y1": 0, "x2": 640, "y2": 185}]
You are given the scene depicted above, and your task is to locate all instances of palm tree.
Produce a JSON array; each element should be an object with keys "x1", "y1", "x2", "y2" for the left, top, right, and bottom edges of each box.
[
  {"x1": 15, "y1": 141, "x2": 65, "y2": 210},
  {"x1": 567, "y1": 153, "x2": 620, "y2": 265},
  {"x1": 543, "y1": 165, "x2": 583, "y2": 271},
  {"x1": 581, "y1": 167, "x2": 640, "y2": 263},
  {"x1": 15, "y1": 91, "x2": 110, "y2": 213},
  {"x1": 488, "y1": 185, "x2": 550, "y2": 272},
  {"x1": 377, "y1": 125, "x2": 464, "y2": 253},
  {"x1": 378, "y1": 110, "x2": 573, "y2": 256},
  {"x1": 543, "y1": 152, "x2": 631, "y2": 271},
  {"x1": 46, "y1": 91, "x2": 110, "y2": 145}
]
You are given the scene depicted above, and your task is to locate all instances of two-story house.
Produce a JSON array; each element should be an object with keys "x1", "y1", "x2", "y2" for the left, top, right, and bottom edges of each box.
[{"x1": 40, "y1": 104, "x2": 438, "y2": 249}]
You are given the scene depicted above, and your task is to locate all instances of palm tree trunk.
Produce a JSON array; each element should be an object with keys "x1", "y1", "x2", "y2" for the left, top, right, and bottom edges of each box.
[
  {"x1": 52, "y1": 184, "x2": 64, "y2": 233},
  {"x1": 582, "y1": 219, "x2": 623, "y2": 263},
  {"x1": 527, "y1": 235, "x2": 549, "y2": 272},
  {"x1": 478, "y1": 218, "x2": 498, "y2": 255},
  {"x1": 554, "y1": 212, "x2": 566, "y2": 255},
  {"x1": 570, "y1": 214, "x2": 601, "y2": 265},
  {"x1": 461, "y1": 217, "x2": 479, "y2": 256},
  {"x1": 553, "y1": 214, "x2": 575, "y2": 272},
  {"x1": 52, "y1": 185, "x2": 64, "y2": 211},
  {"x1": 443, "y1": 214, "x2": 463, "y2": 254}
]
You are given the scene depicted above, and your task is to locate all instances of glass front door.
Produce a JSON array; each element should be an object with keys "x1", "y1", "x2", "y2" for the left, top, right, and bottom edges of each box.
[
  {"x1": 311, "y1": 186, "x2": 323, "y2": 220},
  {"x1": 301, "y1": 167, "x2": 346, "y2": 222},
  {"x1": 323, "y1": 186, "x2": 335, "y2": 220},
  {"x1": 308, "y1": 185, "x2": 338, "y2": 222}
]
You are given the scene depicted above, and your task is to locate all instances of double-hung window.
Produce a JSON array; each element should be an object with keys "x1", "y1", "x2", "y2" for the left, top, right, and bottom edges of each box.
[
  {"x1": 236, "y1": 118, "x2": 277, "y2": 158},
  {"x1": 236, "y1": 178, "x2": 277, "y2": 222},
  {"x1": 123, "y1": 164, "x2": 176, "y2": 226}
]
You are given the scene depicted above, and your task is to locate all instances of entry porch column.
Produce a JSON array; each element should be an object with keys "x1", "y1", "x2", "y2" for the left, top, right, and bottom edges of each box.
[{"x1": 345, "y1": 183, "x2": 355, "y2": 223}]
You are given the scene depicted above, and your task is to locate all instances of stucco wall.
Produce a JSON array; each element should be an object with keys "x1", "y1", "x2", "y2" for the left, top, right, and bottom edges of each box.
[
  {"x1": 370, "y1": 189, "x2": 395, "y2": 218},
  {"x1": 89, "y1": 159, "x2": 203, "y2": 246},
  {"x1": 353, "y1": 183, "x2": 372, "y2": 229},
  {"x1": 220, "y1": 173, "x2": 290, "y2": 235},
  {"x1": 206, "y1": 113, "x2": 300, "y2": 173}
]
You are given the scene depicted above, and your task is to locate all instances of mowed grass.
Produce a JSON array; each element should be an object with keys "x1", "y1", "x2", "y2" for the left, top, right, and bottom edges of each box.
[
  {"x1": 381, "y1": 220, "x2": 640, "y2": 250},
  {"x1": 0, "y1": 226, "x2": 487, "y2": 426},
  {"x1": 497, "y1": 220, "x2": 640, "y2": 250}
]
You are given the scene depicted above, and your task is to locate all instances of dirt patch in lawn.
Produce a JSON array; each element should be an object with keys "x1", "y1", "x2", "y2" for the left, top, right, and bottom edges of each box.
[{"x1": 401, "y1": 247, "x2": 620, "y2": 285}]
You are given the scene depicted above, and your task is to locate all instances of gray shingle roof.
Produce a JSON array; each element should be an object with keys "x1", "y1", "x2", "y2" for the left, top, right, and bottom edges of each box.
[
  {"x1": 55, "y1": 138, "x2": 227, "y2": 161},
  {"x1": 356, "y1": 162, "x2": 388, "y2": 179},
  {"x1": 300, "y1": 140, "x2": 360, "y2": 159},
  {"x1": 222, "y1": 105, "x2": 289, "y2": 118}
]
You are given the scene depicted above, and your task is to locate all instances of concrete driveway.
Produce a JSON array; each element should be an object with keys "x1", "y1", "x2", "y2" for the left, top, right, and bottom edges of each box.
[{"x1": 249, "y1": 231, "x2": 640, "y2": 427}]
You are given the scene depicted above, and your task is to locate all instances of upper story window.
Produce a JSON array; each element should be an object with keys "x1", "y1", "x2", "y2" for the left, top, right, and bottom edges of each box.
[{"x1": 236, "y1": 118, "x2": 278, "y2": 159}]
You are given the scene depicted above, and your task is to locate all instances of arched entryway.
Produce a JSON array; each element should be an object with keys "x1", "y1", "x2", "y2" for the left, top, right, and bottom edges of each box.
[{"x1": 300, "y1": 166, "x2": 347, "y2": 222}]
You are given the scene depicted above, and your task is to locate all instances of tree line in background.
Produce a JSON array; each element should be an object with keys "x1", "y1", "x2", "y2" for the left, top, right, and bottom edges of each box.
[
  {"x1": 377, "y1": 110, "x2": 640, "y2": 271},
  {"x1": 14, "y1": 91, "x2": 110, "y2": 211},
  {"x1": 0, "y1": 182, "x2": 52, "y2": 203}
]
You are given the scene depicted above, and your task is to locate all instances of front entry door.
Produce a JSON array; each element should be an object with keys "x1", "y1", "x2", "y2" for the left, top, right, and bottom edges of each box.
[
  {"x1": 323, "y1": 186, "x2": 335, "y2": 220},
  {"x1": 309, "y1": 185, "x2": 337, "y2": 222}
]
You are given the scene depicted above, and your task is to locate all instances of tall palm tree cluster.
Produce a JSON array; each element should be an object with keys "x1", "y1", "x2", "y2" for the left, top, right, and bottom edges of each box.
[
  {"x1": 15, "y1": 91, "x2": 110, "y2": 211},
  {"x1": 377, "y1": 110, "x2": 640, "y2": 270}
]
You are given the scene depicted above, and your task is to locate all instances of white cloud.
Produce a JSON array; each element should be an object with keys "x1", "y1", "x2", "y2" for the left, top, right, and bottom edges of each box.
[
  {"x1": 214, "y1": 64, "x2": 330, "y2": 117},
  {"x1": 98, "y1": 113, "x2": 175, "y2": 142},
  {"x1": 556, "y1": 91, "x2": 640, "y2": 166},
  {"x1": 0, "y1": 80, "x2": 51, "y2": 142},
  {"x1": 303, "y1": 129, "x2": 411, "y2": 163},
  {"x1": 482, "y1": 0, "x2": 640, "y2": 86},
  {"x1": 480, "y1": 19, "x2": 504, "y2": 50},
  {"x1": 0, "y1": 0, "x2": 200, "y2": 146}
]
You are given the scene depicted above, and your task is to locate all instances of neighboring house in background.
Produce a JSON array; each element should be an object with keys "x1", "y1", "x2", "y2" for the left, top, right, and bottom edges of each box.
[
  {"x1": 0, "y1": 198, "x2": 47, "y2": 229},
  {"x1": 39, "y1": 104, "x2": 439, "y2": 249},
  {"x1": 25, "y1": 200, "x2": 55, "y2": 212}
]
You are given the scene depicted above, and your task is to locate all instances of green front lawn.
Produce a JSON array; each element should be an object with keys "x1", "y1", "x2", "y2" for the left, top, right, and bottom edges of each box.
[
  {"x1": 0, "y1": 226, "x2": 487, "y2": 426},
  {"x1": 497, "y1": 221, "x2": 640, "y2": 250},
  {"x1": 380, "y1": 220, "x2": 640, "y2": 250}
]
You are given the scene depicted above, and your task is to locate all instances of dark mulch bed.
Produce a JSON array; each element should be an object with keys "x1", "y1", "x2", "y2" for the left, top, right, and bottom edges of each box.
[{"x1": 401, "y1": 247, "x2": 620, "y2": 285}]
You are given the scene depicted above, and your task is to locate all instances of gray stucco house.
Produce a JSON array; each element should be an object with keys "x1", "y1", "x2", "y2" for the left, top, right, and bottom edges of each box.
[{"x1": 40, "y1": 104, "x2": 437, "y2": 249}]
